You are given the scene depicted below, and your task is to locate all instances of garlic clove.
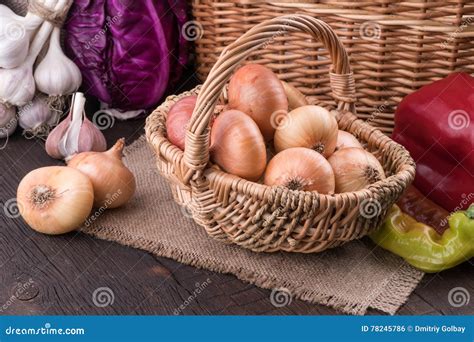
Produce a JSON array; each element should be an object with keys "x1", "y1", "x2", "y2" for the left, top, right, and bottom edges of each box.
[
  {"x1": 45, "y1": 112, "x2": 71, "y2": 159},
  {"x1": 78, "y1": 117, "x2": 107, "y2": 154}
]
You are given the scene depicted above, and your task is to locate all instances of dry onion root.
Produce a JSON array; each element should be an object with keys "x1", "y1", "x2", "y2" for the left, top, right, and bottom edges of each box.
[
  {"x1": 328, "y1": 147, "x2": 386, "y2": 193},
  {"x1": 264, "y1": 147, "x2": 335, "y2": 193},
  {"x1": 17, "y1": 166, "x2": 94, "y2": 234},
  {"x1": 274, "y1": 105, "x2": 338, "y2": 158}
]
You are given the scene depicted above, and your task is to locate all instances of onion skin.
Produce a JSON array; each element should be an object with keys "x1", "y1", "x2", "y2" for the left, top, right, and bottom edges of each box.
[
  {"x1": 17, "y1": 166, "x2": 94, "y2": 235},
  {"x1": 67, "y1": 138, "x2": 136, "y2": 208},
  {"x1": 336, "y1": 130, "x2": 362, "y2": 150},
  {"x1": 274, "y1": 105, "x2": 338, "y2": 158},
  {"x1": 281, "y1": 81, "x2": 308, "y2": 110},
  {"x1": 228, "y1": 64, "x2": 288, "y2": 141},
  {"x1": 210, "y1": 110, "x2": 266, "y2": 181},
  {"x1": 166, "y1": 95, "x2": 197, "y2": 150},
  {"x1": 264, "y1": 147, "x2": 335, "y2": 193},
  {"x1": 328, "y1": 147, "x2": 386, "y2": 193}
]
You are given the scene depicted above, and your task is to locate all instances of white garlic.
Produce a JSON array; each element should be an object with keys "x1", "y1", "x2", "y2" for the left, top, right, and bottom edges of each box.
[
  {"x1": 0, "y1": 19, "x2": 53, "y2": 106},
  {"x1": 34, "y1": 26, "x2": 82, "y2": 98},
  {"x1": 0, "y1": 3, "x2": 46, "y2": 69},
  {"x1": 18, "y1": 95, "x2": 60, "y2": 138},
  {"x1": 0, "y1": 102, "x2": 17, "y2": 138}
]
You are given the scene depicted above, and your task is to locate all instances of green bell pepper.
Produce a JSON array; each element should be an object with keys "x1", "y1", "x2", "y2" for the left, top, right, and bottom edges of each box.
[{"x1": 370, "y1": 204, "x2": 474, "y2": 273}]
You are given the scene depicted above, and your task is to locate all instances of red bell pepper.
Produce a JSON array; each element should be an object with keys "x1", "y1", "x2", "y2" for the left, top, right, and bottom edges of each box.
[{"x1": 392, "y1": 72, "x2": 473, "y2": 212}]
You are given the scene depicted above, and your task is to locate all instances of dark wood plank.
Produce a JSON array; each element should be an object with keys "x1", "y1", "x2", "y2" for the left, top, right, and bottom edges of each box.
[{"x1": 0, "y1": 100, "x2": 472, "y2": 316}]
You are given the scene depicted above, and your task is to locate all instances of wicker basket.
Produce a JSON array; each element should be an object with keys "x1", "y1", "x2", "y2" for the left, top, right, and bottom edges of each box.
[
  {"x1": 146, "y1": 15, "x2": 416, "y2": 253},
  {"x1": 191, "y1": 0, "x2": 474, "y2": 134}
]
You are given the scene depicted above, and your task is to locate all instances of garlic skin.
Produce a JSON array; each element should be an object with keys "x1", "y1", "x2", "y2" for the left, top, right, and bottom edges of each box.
[
  {"x1": 45, "y1": 92, "x2": 107, "y2": 160},
  {"x1": 18, "y1": 96, "x2": 60, "y2": 138},
  {"x1": 0, "y1": 103, "x2": 17, "y2": 138},
  {"x1": 34, "y1": 27, "x2": 82, "y2": 97},
  {"x1": 0, "y1": 20, "x2": 54, "y2": 106},
  {"x1": 0, "y1": 5, "x2": 44, "y2": 69},
  {"x1": 0, "y1": 63, "x2": 36, "y2": 106}
]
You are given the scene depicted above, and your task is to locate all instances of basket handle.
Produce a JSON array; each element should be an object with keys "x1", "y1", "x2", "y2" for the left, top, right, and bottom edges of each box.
[{"x1": 184, "y1": 14, "x2": 356, "y2": 181}]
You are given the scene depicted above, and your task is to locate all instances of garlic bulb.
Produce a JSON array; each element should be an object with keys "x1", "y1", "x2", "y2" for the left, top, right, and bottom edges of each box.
[
  {"x1": 0, "y1": 20, "x2": 53, "y2": 106},
  {"x1": 46, "y1": 92, "x2": 107, "y2": 160},
  {"x1": 0, "y1": 4, "x2": 43, "y2": 69},
  {"x1": 34, "y1": 26, "x2": 82, "y2": 101},
  {"x1": 18, "y1": 95, "x2": 60, "y2": 138},
  {"x1": 0, "y1": 102, "x2": 17, "y2": 138}
]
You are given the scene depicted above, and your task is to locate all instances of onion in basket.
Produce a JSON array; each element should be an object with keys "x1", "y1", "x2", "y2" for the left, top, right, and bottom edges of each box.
[
  {"x1": 228, "y1": 64, "x2": 288, "y2": 141},
  {"x1": 328, "y1": 147, "x2": 386, "y2": 193},
  {"x1": 210, "y1": 109, "x2": 266, "y2": 181},
  {"x1": 264, "y1": 147, "x2": 335, "y2": 193},
  {"x1": 336, "y1": 130, "x2": 362, "y2": 150},
  {"x1": 166, "y1": 95, "x2": 197, "y2": 150},
  {"x1": 274, "y1": 105, "x2": 338, "y2": 157}
]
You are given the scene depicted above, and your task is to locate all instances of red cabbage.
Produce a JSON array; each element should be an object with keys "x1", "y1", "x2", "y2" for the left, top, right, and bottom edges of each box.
[{"x1": 64, "y1": 0, "x2": 189, "y2": 112}]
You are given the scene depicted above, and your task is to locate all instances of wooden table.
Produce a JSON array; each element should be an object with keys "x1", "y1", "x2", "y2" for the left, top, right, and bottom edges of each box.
[{"x1": 0, "y1": 98, "x2": 472, "y2": 316}]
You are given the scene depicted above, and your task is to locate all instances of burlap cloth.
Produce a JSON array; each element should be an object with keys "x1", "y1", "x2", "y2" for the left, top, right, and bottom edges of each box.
[{"x1": 81, "y1": 136, "x2": 424, "y2": 315}]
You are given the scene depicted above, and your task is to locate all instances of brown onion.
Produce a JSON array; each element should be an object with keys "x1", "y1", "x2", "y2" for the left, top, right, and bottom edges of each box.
[
  {"x1": 336, "y1": 130, "x2": 362, "y2": 150},
  {"x1": 67, "y1": 138, "x2": 136, "y2": 208},
  {"x1": 228, "y1": 64, "x2": 287, "y2": 141},
  {"x1": 264, "y1": 147, "x2": 335, "y2": 193},
  {"x1": 274, "y1": 105, "x2": 338, "y2": 157},
  {"x1": 210, "y1": 110, "x2": 266, "y2": 181},
  {"x1": 281, "y1": 81, "x2": 308, "y2": 110},
  {"x1": 166, "y1": 95, "x2": 197, "y2": 150},
  {"x1": 328, "y1": 147, "x2": 386, "y2": 193}
]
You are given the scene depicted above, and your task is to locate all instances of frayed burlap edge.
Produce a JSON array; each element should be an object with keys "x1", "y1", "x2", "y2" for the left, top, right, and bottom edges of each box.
[{"x1": 82, "y1": 136, "x2": 424, "y2": 315}]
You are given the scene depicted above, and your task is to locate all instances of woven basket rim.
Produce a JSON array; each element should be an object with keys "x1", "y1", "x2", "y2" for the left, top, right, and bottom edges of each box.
[{"x1": 146, "y1": 85, "x2": 415, "y2": 204}]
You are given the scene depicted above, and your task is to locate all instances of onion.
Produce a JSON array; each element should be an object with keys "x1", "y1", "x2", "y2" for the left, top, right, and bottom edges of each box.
[
  {"x1": 228, "y1": 64, "x2": 288, "y2": 141},
  {"x1": 274, "y1": 105, "x2": 338, "y2": 157},
  {"x1": 336, "y1": 130, "x2": 362, "y2": 150},
  {"x1": 210, "y1": 109, "x2": 266, "y2": 181},
  {"x1": 67, "y1": 138, "x2": 136, "y2": 208},
  {"x1": 166, "y1": 95, "x2": 197, "y2": 150},
  {"x1": 328, "y1": 147, "x2": 386, "y2": 193},
  {"x1": 264, "y1": 147, "x2": 335, "y2": 193},
  {"x1": 17, "y1": 166, "x2": 94, "y2": 235},
  {"x1": 281, "y1": 81, "x2": 308, "y2": 110}
]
